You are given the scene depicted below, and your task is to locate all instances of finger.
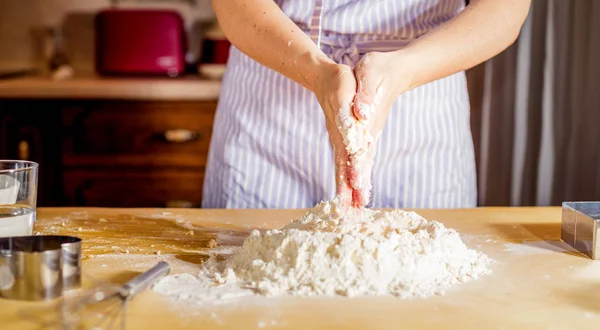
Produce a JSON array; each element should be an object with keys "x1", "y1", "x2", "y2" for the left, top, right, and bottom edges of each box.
[
  {"x1": 329, "y1": 66, "x2": 356, "y2": 111},
  {"x1": 333, "y1": 98, "x2": 355, "y2": 133},
  {"x1": 357, "y1": 155, "x2": 374, "y2": 207},
  {"x1": 348, "y1": 157, "x2": 373, "y2": 207},
  {"x1": 328, "y1": 67, "x2": 356, "y2": 128},
  {"x1": 353, "y1": 77, "x2": 373, "y2": 121},
  {"x1": 334, "y1": 146, "x2": 353, "y2": 207},
  {"x1": 326, "y1": 120, "x2": 353, "y2": 207},
  {"x1": 352, "y1": 54, "x2": 382, "y2": 122},
  {"x1": 347, "y1": 138, "x2": 377, "y2": 208},
  {"x1": 335, "y1": 101, "x2": 367, "y2": 159},
  {"x1": 348, "y1": 163, "x2": 364, "y2": 208}
]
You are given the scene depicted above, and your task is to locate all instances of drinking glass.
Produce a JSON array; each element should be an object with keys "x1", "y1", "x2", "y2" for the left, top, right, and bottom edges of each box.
[{"x1": 0, "y1": 160, "x2": 38, "y2": 237}]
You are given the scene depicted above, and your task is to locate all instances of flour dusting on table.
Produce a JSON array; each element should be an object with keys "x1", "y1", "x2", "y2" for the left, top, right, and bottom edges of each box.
[{"x1": 153, "y1": 198, "x2": 492, "y2": 304}]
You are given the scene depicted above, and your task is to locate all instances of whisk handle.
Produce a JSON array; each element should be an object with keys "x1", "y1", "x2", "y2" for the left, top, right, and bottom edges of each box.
[{"x1": 121, "y1": 261, "x2": 171, "y2": 298}]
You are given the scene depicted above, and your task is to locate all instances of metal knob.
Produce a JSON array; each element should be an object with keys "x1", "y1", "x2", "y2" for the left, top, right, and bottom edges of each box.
[{"x1": 162, "y1": 129, "x2": 199, "y2": 143}]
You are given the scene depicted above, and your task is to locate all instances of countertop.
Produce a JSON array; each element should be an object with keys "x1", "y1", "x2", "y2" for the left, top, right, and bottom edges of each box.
[
  {"x1": 2, "y1": 207, "x2": 600, "y2": 330},
  {"x1": 0, "y1": 75, "x2": 221, "y2": 101}
]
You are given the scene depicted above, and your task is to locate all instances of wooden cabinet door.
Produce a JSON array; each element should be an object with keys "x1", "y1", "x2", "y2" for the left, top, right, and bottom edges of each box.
[
  {"x1": 63, "y1": 169, "x2": 204, "y2": 208},
  {"x1": 59, "y1": 100, "x2": 216, "y2": 207},
  {"x1": 61, "y1": 101, "x2": 217, "y2": 168},
  {"x1": 0, "y1": 100, "x2": 63, "y2": 206}
]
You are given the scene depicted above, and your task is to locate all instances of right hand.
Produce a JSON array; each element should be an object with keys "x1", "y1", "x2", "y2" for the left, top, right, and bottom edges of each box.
[{"x1": 312, "y1": 63, "x2": 357, "y2": 207}]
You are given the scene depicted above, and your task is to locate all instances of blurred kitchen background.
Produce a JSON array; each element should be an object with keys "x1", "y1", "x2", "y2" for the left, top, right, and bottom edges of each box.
[{"x1": 0, "y1": 0, "x2": 598, "y2": 208}]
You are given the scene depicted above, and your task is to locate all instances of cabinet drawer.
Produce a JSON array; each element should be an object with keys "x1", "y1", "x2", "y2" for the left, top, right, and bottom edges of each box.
[
  {"x1": 63, "y1": 170, "x2": 204, "y2": 207},
  {"x1": 62, "y1": 101, "x2": 217, "y2": 167}
]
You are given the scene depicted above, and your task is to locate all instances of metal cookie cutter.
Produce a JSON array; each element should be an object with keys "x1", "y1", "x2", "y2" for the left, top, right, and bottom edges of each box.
[
  {"x1": 0, "y1": 235, "x2": 82, "y2": 301},
  {"x1": 562, "y1": 202, "x2": 600, "y2": 259}
]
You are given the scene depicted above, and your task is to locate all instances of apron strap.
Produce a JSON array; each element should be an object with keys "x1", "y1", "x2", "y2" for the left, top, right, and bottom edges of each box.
[{"x1": 309, "y1": 0, "x2": 324, "y2": 48}]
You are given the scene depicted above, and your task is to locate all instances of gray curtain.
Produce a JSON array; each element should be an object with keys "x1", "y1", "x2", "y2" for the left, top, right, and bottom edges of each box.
[{"x1": 468, "y1": 0, "x2": 600, "y2": 206}]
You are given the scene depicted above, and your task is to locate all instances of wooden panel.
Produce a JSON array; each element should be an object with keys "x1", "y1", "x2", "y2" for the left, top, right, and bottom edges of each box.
[
  {"x1": 0, "y1": 100, "x2": 63, "y2": 206},
  {"x1": 62, "y1": 100, "x2": 217, "y2": 168},
  {"x1": 62, "y1": 169, "x2": 204, "y2": 207}
]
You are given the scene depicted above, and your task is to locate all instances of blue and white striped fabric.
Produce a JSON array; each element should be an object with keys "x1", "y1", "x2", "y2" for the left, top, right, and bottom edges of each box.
[{"x1": 202, "y1": 0, "x2": 477, "y2": 209}]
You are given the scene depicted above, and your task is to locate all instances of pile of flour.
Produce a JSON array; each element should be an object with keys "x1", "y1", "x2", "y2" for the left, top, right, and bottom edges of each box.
[{"x1": 153, "y1": 199, "x2": 492, "y2": 302}]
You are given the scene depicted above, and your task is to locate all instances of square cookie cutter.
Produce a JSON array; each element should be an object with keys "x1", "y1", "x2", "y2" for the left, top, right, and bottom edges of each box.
[
  {"x1": 0, "y1": 235, "x2": 82, "y2": 301},
  {"x1": 561, "y1": 202, "x2": 600, "y2": 259}
]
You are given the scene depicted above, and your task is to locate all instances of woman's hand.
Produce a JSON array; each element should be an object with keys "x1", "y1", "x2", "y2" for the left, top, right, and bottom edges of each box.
[
  {"x1": 352, "y1": 51, "x2": 414, "y2": 136},
  {"x1": 313, "y1": 63, "x2": 358, "y2": 207},
  {"x1": 347, "y1": 51, "x2": 415, "y2": 206},
  {"x1": 313, "y1": 53, "x2": 415, "y2": 208}
]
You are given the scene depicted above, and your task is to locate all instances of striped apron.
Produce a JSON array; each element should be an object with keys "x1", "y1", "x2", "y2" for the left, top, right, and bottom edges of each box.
[{"x1": 202, "y1": 0, "x2": 477, "y2": 209}]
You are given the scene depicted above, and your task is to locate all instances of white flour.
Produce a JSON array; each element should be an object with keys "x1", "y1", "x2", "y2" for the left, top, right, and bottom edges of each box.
[{"x1": 153, "y1": 198, "x2": 492, "y2": 304}]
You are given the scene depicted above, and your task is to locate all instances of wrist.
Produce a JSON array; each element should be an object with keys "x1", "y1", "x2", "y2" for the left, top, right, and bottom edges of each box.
[
  {"x1": 388, "y1": 48, "x2": 425, "y2": 93},
  {"x1": 297, "y1": 52, "x2": 337, "y2": 92}
]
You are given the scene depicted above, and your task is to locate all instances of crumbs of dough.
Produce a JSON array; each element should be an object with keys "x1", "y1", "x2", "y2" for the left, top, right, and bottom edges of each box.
[{"x1": 207, "y1": 239, "x2": 218, "y2": 249}]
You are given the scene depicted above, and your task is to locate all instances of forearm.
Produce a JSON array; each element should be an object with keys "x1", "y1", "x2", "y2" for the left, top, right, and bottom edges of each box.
[
  {"x1": 212, "y1": 0, "x2": 335, "y2": 91},
  {"x1": 398, "y1": 0, "x2": 532, "y2": 90}
]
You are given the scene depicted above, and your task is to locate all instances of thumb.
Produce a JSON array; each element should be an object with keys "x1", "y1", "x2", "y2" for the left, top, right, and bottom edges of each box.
[{"x1": 352, "y1": 54, "x2": 382, "y2": 122}]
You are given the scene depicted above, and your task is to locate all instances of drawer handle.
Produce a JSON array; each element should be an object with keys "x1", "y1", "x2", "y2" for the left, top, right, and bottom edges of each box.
[
  {"x1": 18, "y1": 140, "x2": 30, "y2": 160},
  {"x1": 165, "y1": 200, "x2": 195, "y2": 208},
  {"x1": 160, "y1": 129, "x2": 200, "y2": 143}
]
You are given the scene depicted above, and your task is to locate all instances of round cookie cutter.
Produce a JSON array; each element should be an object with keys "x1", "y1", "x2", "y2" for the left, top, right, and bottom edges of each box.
[{"x1": 0, "y1": 235, "x2": 82, "y2": 301}]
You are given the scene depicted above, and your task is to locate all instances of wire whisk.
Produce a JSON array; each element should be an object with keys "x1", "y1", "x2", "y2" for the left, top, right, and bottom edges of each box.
[{"x1": 21, "y1": 261, "x2": 170, "y2": 330}]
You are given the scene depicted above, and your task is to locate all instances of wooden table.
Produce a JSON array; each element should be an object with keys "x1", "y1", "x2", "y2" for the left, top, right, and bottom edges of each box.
[{"x1": 1, "y1": 207, "x2": 599, "y2": 329}]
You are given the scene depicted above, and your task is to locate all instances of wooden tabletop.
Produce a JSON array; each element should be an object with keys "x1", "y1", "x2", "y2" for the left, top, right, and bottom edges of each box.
[
  {"x1": 2, "y1": 207, "x2": 599, "y2": 330},
  {"x1": 0, "y1": 75, "x2": 221, "y2": 101}
]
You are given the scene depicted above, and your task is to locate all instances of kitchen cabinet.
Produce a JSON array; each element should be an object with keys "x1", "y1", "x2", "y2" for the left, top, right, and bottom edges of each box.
[{"x1": 0, "y1": 99, "x2": 217, "y2": 207}]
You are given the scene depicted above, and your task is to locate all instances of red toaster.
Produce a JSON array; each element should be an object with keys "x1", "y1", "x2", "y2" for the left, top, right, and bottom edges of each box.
[{"x1": 95, "y1": 9, "x2": 187, "y2": 77}]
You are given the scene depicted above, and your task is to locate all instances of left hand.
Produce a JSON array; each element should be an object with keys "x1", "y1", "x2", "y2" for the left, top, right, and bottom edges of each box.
[{"x1": 345, "y1": 51, "x2": 415, "y2": 207}]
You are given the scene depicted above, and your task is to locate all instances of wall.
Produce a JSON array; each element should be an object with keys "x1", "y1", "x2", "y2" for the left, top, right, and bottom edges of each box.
[{"x1": 0, "y1": 0, "x2": 215, "y2": 71}]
